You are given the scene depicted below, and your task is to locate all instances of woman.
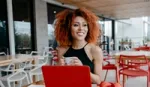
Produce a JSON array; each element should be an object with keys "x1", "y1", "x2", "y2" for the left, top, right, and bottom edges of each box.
[{"x1": 55, "y1": 8, "x2": 103, "y2": 84}]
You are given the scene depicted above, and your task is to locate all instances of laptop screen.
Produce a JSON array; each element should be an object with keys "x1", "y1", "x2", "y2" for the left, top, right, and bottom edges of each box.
[{"x1": 42, "y1": 66, "x2": 92, "y2": 87}]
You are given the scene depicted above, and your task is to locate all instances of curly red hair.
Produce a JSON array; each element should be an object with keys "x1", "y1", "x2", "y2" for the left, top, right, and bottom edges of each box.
[{"x1": 55, "y1": 8, "x2": 101, "y2": 46}]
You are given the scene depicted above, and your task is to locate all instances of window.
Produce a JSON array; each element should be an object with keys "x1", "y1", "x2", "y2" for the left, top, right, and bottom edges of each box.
[
  {"x1": 99, "y1": 17, "x2": 113, "y2": 53},
  {"x1": 143, "y1": 16, "x2": 150, "y2": 43},
  {"x1": 13, "y1": 0, "x2": 34, "y2": 54},
  {"x1": 0, "y1": 0, "x2": 9, "y2": 53}
]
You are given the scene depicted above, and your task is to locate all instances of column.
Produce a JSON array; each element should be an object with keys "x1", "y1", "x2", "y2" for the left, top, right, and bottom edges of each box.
[
  {"x1": 7, "y1": 0, "x2": 15, "y2": 55},
  {"x1": 112, "y1": 20, "x2": 115, "y2": 50},
  {"x1": 35, "y1": 0, "x2": 48, "y2": 53}
]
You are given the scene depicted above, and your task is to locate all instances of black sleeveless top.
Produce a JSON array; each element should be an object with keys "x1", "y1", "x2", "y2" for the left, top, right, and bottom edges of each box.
[{"x1": 63, "y1": 44, "x2": 94, "y2": 73}]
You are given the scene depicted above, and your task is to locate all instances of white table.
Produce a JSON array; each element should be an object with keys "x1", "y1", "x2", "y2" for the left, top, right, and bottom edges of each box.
[{"x1": 114, "y1": 50, "x2": 150, "y2": 64}]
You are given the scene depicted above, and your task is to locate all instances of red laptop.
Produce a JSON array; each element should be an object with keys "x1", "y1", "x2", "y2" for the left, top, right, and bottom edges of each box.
[{"x1": 42, "y1": 66, "x2": 92, "y2": 87}]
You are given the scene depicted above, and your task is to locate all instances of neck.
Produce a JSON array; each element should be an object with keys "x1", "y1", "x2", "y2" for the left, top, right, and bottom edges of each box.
[{"x1": 72, "y1": 40, "x2": 87, "y2": 49}]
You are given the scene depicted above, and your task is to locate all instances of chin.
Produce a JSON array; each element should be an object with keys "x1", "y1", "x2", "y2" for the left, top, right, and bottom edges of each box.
[
  {"x1": 76, "y1": 38, "x2": 86, "y2": 41},
  {"x1": 73, "y1": 35, "x2": 86, "y2": 41}
]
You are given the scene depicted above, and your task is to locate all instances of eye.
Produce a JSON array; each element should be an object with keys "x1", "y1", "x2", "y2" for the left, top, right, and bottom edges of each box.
[
  {"x1": 73, "y1": 24, "x2": 79, "y2": 27},
  {"x1": 83, "y1": 24, "x2": 88, "y2": 27}
]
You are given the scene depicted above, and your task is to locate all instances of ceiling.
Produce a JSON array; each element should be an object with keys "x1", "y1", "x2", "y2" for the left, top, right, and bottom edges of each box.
[{"x1": 53, "y1": 0, "x2": 150, "y2": 20}]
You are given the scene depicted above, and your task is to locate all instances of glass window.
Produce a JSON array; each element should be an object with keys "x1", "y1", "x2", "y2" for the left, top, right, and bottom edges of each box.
[
  {"x1": 99, "y1": 18, "x2": 113, "y2": 53},
  {"x1": 115, "y1": 20, "x2": 132, "y2": 50},
  {"x1": 0, "y1": 0, "x2": 9, "y2": 53},
  {"x1": 104, "y1": 21, "x2": 112, "y2": 37},
  {"x1": 12, "y1": 0, "x2": 33, "y2": 54},
  {"x1": 143, "y1": 16, "x2": 150, "y2": 44},
  {"x1": 147, "y1": 17, "x2": 150, "y2": 42}
]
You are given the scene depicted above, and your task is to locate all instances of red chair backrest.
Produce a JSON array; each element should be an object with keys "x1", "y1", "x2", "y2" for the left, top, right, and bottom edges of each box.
[
  {"x1": 139, "y1": 46, "x2": 150, "y2": 51},
  {"x1": 134, "y1": 46, "x2": 150, "y2": 51},
  {"x1": 118, "y1": 55, "x2": 148, "y2": 68},
  {"x1": 133, "y1": 48, "x2": 140, "y2": 51}
]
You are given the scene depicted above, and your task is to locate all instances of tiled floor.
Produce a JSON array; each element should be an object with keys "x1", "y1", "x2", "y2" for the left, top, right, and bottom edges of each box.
[
  {"x1": 103, "y1": 70, "x2": 148, "y2": 87},
  {"x1": 102, "y1": 60, "x2": 148, "y2": 87},
  {"x1": 1, "y1": 73, "x2": 148, "y2": 87}
]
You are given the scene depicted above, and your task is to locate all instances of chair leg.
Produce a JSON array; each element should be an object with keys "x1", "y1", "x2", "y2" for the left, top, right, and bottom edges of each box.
[
  {"x1": 149, "y1": 68, "x2": 150, "y2": 81},
  {"x1": 26, "y1": 75, "x2": 30, "y2": 84},
  {"x1": 104, "y1": 70, "x2": 108, "y2": 81},
  {"x1": 115, "y1": 69, "x2": 119, "y2": 83},
  {"x1": 12, "y1": 82, "x2": 15, "y2": 87},
  {"x1": 147, "y1": 76, "x2": 149, "y2": 87},
  {"x1": 118, "y1": 73, "x2": 120, "y2": 83},
  {"x1": 7, "y1": 81, "x2": 11, "y2": 87},
  {"x1": 0, "y1": 81, "x2": 4, "y2": 87},
  {"x1": 29, "y1": 74, "x2": 33, "y2": 83},
  {"x1": 123, "y1": 75, "x2": 125, "y2": 87},
  {"x1": 27, "y1": 73, "x2": 33, "y2": 83}
]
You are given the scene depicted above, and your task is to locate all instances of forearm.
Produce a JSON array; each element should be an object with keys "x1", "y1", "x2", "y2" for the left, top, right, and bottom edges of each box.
[
  {"x1": 90, "y1": 72, "x2": 101, "y2": 84},
  {"x1": 56, "y1": 58, "x2": 65, "y2": 66}
]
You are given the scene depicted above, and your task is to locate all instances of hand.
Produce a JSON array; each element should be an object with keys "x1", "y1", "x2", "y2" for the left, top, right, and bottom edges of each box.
[
  {"x1": 70, "y1": 57, "x2": 83, "y2": 66},
  {"x1": 59, "y1": 57, "x2": 65, "y2": 66}
]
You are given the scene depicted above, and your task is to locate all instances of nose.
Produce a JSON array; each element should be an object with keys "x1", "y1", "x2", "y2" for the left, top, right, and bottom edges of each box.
[{"x1": 79, "y1": 25, "x2": 83, "y2": 30}]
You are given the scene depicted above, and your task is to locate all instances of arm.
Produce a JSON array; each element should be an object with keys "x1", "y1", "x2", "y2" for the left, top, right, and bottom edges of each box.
[
  {"x1": 56, "y1": 46, "x2": 68, "y2": 65},
  {"x1": 91, "y1": 45, "x2": 103, "y2": 84}
]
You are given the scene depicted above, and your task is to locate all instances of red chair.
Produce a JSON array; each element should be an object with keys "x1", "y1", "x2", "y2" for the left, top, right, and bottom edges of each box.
[
  {"x1": 118, "y1": 55, "x2": 149, "y2": 87},
  {"x1": 133, "y1": 46, "x2": 150, "y2": 51},
  {"x1": 139, "y1": 46, "x2": 150, "y2": 51},
  {"x1": 102, "y1": 51, "x2": 119, "y2": 82},
  {"x1": 133, "y1": 48, "x2": 140, "y2": 51}
]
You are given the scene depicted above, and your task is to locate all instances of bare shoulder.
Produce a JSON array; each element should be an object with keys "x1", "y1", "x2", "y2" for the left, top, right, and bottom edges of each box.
[
  {"x1": 57, "y1": 46, "x2": 69, "y2": 57},
  {"x1": 88, "y1": 43, "x2": 103, "y2": 60},
  {"x1": 88, "y1": 43, "x2": 102, "y2": 54}
]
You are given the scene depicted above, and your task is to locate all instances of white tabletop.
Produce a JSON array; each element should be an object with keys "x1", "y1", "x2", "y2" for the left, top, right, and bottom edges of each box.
[
  {"x1": 115, "y1": 50, "x2": 150, "y2": 56},
  {"x1": 0, "y1": 54, "x2": 33, "y2": 67}
]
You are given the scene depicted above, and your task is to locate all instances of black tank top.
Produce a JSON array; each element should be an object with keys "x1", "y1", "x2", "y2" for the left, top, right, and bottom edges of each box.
[{"x1": 63, "y1": 44, "x2": 94, "y2": 73}]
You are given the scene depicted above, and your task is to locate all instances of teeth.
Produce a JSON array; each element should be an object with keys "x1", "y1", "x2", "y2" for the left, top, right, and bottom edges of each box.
[{"x1": 77, "y1": 32, "x2": 84, "y2": 35}]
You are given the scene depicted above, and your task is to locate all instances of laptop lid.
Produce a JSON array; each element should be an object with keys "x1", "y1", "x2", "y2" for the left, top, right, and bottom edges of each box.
[{"x1": 42, "y1": 66, "x2": 91, "y2": 87}]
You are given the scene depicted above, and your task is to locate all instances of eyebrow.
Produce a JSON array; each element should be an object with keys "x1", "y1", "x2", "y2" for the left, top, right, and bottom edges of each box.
[{"x1": 73, "y1": 22, "x2": 87, "y2": 24}]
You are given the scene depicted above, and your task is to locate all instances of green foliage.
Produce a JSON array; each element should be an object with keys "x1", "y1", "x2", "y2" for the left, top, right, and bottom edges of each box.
[{"x1": 15, "y1": 33, "x2": 31, "y2": 48}]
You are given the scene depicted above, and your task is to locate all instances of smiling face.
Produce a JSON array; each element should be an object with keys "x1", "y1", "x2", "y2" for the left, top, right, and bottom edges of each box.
[{"x1": 71, "y1": 16, "x2": 88, "y2": 41}]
